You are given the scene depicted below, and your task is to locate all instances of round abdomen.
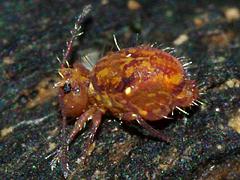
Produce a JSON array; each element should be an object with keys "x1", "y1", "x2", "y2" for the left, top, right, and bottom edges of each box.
[{"x1": 91, "y1": 45, "x2": 198, "y2": 120}]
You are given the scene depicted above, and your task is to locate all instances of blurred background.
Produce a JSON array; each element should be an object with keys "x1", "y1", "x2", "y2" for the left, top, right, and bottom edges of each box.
[{"x1": 0, "y1": 0, "x2": 240, "y2": 179}]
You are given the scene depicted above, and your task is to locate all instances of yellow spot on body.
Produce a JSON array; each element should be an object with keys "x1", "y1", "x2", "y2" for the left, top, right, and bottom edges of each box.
[
  {"x1": 125, "y1": 66, "x2": 134, "y2": 77},
  {"x1": 98, "y1": 68, "x2": 110, "y2": 78},
  {"x1": 140, "y1": 49, "x2": 155, "y2": 56},
  {"x1": 125, "y1": 87, "x2": 132, "y2": 95},
  {"x1": 102, "y1": 94, "x2": 112, "y2": 107},
  {"x1": 166, "y1": 74, "x2": 183, "y2": 85},
  {"x1": 96, "y1": 95, "x2": 101, "y2": 101},
  {"x1": 141, "y1": 60, "x2": 151, "y2": 68},
  {"x1": 148, "y1": 93, "x2": 156, "y2": 97},
  {"x1": 1, "y1": 126, "x2": 14, "y2": 138},
  {"x1": 106, "y1": 99, "x2": 112, "y2": 107},
  {"x1": 139, "y1": 109, "x2": 148, "y2": 116}
]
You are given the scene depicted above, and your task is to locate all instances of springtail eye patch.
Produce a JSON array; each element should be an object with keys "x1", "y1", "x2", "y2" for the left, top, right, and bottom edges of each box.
[{"x1": 63, "y1": 83, "x2": 72, "y2": 94}]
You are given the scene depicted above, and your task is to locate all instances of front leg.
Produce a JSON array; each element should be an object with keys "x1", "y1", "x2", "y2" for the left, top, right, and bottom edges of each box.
[
  {"x1": 59, "y1": 116, "x2": 70, "y2": 177},
  {"x1": 50, "y1": 107, "x2": 96, "y2": 178},
  {"x1": 79, "y1": 110, "x2": 103, "y2": 164}
]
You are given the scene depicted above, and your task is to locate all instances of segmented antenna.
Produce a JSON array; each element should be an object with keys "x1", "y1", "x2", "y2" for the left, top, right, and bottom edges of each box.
[{"x1": 60, "y1": 4, "x2": 92, "y2": 67}]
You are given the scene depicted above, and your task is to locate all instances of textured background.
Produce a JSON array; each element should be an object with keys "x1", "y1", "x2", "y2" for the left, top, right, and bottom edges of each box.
[{"x1": 0, "y1": 0, "x2": 240, "y2": 179}]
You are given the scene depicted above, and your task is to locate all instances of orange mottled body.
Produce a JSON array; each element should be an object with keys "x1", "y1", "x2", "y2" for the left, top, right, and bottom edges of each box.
[
  {"x1": 51, "y1": 7, "x2": 199, "y2": 177},
  {"x1": 54, "y1": 45, "x2": 199, "y2": 177},
  {"x1": 90, "y1": 46, "x2": 198, "y2": 121}
]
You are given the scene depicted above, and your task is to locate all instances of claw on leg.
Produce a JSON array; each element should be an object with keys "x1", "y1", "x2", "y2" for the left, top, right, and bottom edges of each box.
[{"x1": 50, "y1": 146, "x2": 71, "y2": 178}]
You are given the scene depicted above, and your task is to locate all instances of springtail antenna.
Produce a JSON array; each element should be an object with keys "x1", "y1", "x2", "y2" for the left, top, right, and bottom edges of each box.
[{"x1": 60, "y1": 4, "x2": 92, "y2": 67}]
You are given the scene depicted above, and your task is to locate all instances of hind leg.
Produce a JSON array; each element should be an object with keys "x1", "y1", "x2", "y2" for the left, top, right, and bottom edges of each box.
[
  {"x1": 136, "y1": 115, "x2": 170, "y2": 142},
  {"x1": 122, "y1": 112, "x2": 170, "y2": 142}
]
